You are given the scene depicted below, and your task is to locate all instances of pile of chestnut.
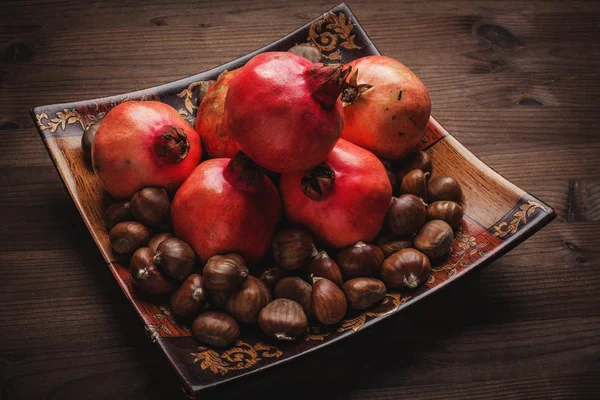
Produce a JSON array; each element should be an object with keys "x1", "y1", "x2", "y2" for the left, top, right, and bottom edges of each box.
[{"x1": 102, "y1": 149, "x2": 464, "y2": 348}]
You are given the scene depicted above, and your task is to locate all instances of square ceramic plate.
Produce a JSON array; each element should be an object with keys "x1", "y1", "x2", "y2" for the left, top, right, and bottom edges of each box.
[{"x1": 31, "y1": 3, "x2": 555, "y2": 397}]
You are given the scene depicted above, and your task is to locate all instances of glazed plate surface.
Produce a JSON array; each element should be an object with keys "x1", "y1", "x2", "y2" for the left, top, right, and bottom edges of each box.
[{"x1": 31, "y1": 4, "x2": 555, "y2": 396}]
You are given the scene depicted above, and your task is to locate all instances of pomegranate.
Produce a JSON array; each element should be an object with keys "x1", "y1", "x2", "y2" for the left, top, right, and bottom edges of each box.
[
  {"x1": 171, "y1": 153, "x2": 281, "y2": 264},
  {"x1": 196, "y1": 69, "x2": 241, "y2": 158},
  {"x1": 341, "y1": 56, "x2": 431, "y2": 160},
  {"x1": 224, "y1": 52, "x2": 347, "y2": 173},
  {"x1": 92, "y1": 101, "x2": 202, "y2": 199},
  {"x1": 279, "y1": 139, "x2": 392, "y2": 248}
]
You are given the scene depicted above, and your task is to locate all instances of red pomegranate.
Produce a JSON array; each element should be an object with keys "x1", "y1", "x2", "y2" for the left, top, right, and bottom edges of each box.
[
  {"x1": 196, "y1": 69, "x2": 241, "y2": 158},
  {"x1": 171, "y1": 153, "x2": 281, "y2": 264},
  {"x1": 279, "y1": 139, "x2": 392, "y2": 248},
  {"x1": 92, "y1": 101, "x2": 202, "y2": 199},
  {"x1": 224, "y1": 52, "x2": 346, "y2": 173},
  {"x1": 341, "y1": 56, "x2": 431, "y2": 160}
]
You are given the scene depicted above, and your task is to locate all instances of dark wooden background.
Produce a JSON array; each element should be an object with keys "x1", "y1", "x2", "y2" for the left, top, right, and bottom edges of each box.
[{"x1": 1, "y1": 0, "x2": 599, "y2": 399}]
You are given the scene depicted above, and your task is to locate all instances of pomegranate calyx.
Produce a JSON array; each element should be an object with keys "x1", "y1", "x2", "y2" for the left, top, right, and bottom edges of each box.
[
  {"x1": 224, "y1": 151, "x2": 266, "y2": 193},
  {"x1": 341, "y1": 68, "x2": 373, "y2": 106},
  {"x1": 155, "y1": 125, "x2": 190, "y2": 163},
  {"x1": 301, "y1": 163, "x2": 335, "y2": 200},
  {"x1": 307, "y1": 64, "x2": 350, "y2": 109}
]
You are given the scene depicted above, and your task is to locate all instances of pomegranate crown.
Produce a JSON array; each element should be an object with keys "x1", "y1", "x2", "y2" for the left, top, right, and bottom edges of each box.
[{"x1": 305, "y1": 64, "x2": 352, "y2": 109}]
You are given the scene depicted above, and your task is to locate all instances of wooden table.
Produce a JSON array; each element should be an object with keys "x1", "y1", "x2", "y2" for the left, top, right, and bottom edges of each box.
[{"x1": 1, "y1": 1, "x2": 599, "y2": 398}]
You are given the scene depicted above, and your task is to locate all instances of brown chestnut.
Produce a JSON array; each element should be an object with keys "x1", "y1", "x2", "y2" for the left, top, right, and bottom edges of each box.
[
  {"x1": 308, "y1": 250, "x2": 343, "y2": 287},
  {"x1": 385, "y1": 194, "x2": 427, "y2": 236},
  {"x1": 153, "y1": 238, "x2": 195, "y2": 280},
  {"x1": 130, "y1": 187, "x2": 171, "y2": 227},
  {"x1": 312, "y1": 277, "x2": 347, "y2": 325},
  {"x1": 103, "y1": 201, "x2": 133, "y2": 230},
  {"x1": 81, "y1": 123, "x2": 99, "y2": 159},
  {"x1": 209, "y1": 291, "x2": 229, "y2": 310},
  {"x1": 288, "y1": 44, "x2": 322, "y2": 63},
  {"x1": 130, "y1": 247, "x2": 177, "y2": 296},
  {"x1": 381, "y1": 248, "x2": 431, "y2": 289},
  {"x1": 109, "y1": 221, "x2": 151, "y2": 254},
  {"x1": 258, "y1": 299, "x2": 308, "y2": 341},
  {"x1": 203, "y1": 254, "x2": 248, "y2": 292},
  {"x1": 427, "y1": 201, "x2": 463, "y2": 230},
  {"x1": 343, "y1": 278, "x2": 387, "y2": 310},
  {"x1": 400, "y1": 169, "x2": 429, "y2": 200},
  {"x1": 192, "y1": 311, "x2": 240, "y2": 347},
  {"x1": 274, "y1": 277, "x2": 312, "y2": 316},
  {"x1": 395, "y1": 150, "x2": 432, "y2": 181},
  {"x1": 377, "y1": 238, "x2": 413, "y2": 258},
  {"x1": 148, "y1": 232, "x2": 175, "y2": 253},
  {"x1": 257, "y1": 265, "x2": 283, "y2": 288},
  {"x1": 414, "y1": 220, "x2": 454, "y2": 259},
  {"x1": 226, "y1": 276, "x2": 272, "y2": 323},
  {"x1": 428, "y1": 176, "x2": 462, "y2": 203},
  {"x1": 170, "y1": 274, "x2": 206, "y2": 317},
  {"x1": 272, "y1": 227, "x2": 316, "y2": 270},
  {"x1": 336, "y1": 241, "x2": 384, "y2": 280}
]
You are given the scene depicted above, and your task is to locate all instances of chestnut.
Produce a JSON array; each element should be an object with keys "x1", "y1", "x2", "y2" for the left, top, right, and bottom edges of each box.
[
  {"x1": 109, "y1": 221, "x2": 151, "y2": 254},
  {"x1": 400, "y1": 169, "x2": 429, "y2": 200},
  {"x1": 257, "y1": 265, "x2": 283, "y2": 288},
  {"x1": 153, "y1": 238, "x2": 195, "y2": 280},
  {"x1": 274, "y1": 277, "x2": 312, "y2": 316},
  {"x1": 103, "y1": 201, "x2": 133, "y2": 230},
  {"x1": 428, "y1": 176, "x2": 462, "y2": 203},
  {"x1": 312, "y1": 277, "x2": 347, "y2": 325},
  {"x1": 377, "y1": 238, "x2": 413, "y2": 258},
  {"x1": 170, "y1": 274, "x2": 206, "y2": 317},
  {"x1": 130, "y1": 247, "x2": 177, "y2": 296},
  {"x1": 192, "y1": 311, "x2": 240, "y2": 347},
  {"x1": 148, "y1": 232, "x2": 175, "y2": 253},
  {"x1": 81, "y1": 123, "x2": 99, "y2": 159},
  {"x1": 226, "y1": 276, "x2": 272, "y2": 323},
  {"x1": 414, "y1": 220, "x2": 454, "y2": 259},
  {"x1": 395, "y1": 150, "x2": 432, "y2": 181},
  {"x1": 203, "y1": 254, "x2": 248, "y2": 292},
  {"x1": 308, "y1": 250, "x2": 343, "y2": 287},
  {"x1": 258, "y1": 299, "x2": 308, "y2": 341},
  {"x1": 336, "y1": 242, "x2": 384, "y2": 280},
  {"x1": 272, "y1": 227, "x2": 316, "y2": 270},
  {"x1": 385, "y1": 194, "x2": 427, "y2": 236},
  {"x1": 381, "y1": 248, "x2": 431, "y2": 290},
  {"x1": 288, "y1": 44, "x2": 322, "y2": 63},
  {"x1": 427, "y1": 201, "x2": 463, "y2": 230},
  {"x1": 130, "y1": 187, "x2": 171, "y2": 228},
  {"x1": 343, "y1": 278, "x2": 387, "y2": 310}
]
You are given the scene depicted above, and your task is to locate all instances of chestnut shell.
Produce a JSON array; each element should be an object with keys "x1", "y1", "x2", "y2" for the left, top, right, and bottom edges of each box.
[
  {"x1": 427, "y1": 201, "x2": 464, "y2": 230},
  {"x1": 381, "y1": 248, "x2": 431, "y2": 290},
  {"x1": 258, "y1": 299, "x2": 308, "y2": 341},
  {"x1": 170, "y1": 274, "x2": 206, "y2": 317},
  {"x1": 312, "y1": 278, "x2": 347, "y2": 325},
  {"x1": 343, "y1": 278, "x2": 387, "y2": 310},
  {"x1": 109, "y1": 221, "x2": 151, "y2": 254},
  {"x1": 308, "y1": 250, "x2": 343, "y2": 287},
  {"x1": 385, "y1": 194, "x2": 427, "y2": 236},
  {"x1": 192, "y1": 311, "x2": 240, "y2": 347},
  {"x1": 414, "y1": 220, "x2": 454, "y2": 259},
  {"x1": 226, "y1": 276, "x2": 272, "y2": 323},
  {"x1": 274, "y1": 277, "x2": 312, "y2": 316},
  {"x1": 428, "y1": 176, "x2": 462, "y2": 203},
  {"x1": 336, "y1": 242, "x2": 384, "y2": 280}
]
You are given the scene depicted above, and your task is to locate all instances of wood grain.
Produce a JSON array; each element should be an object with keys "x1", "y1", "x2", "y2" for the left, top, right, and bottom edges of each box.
[{"x1": 1, "y1": 0, "x2": 599, "y2": 399}]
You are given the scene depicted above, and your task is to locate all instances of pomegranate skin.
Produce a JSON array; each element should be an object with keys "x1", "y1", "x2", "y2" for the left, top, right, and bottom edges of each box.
[
  {"x1": 196, "y1": 69, "x2": 241, "y2": 158},
  {"x1": 342, "y1": 56, "x2": 431, "y2": 160},
  {"x1": 224, "y1": 52, "x2": 344, "y2": 173},
  {"x1": 92, "y1": 101, "x2": 202, "y2": 199},
  {"x1": 171, "y1": 158, "x2": 282, "y2": 264},
  {"x1": 280, "y1": 139, "x2": 392, "y2": 248}
]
